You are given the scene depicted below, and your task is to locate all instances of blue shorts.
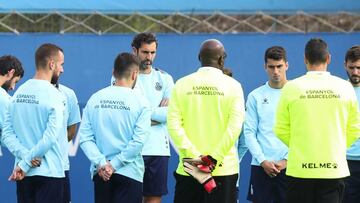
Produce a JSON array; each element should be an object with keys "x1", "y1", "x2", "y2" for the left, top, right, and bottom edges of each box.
[
  {"x1": 93, "y1": 173, "x2": 142, "y2": 203},
  {"x1": 143, "y1": 156, "x2": 169, "y2": 196},
  {"x1": 247, "y1": 165, "x2": 287, "y2": 203},
  {"x1": 63, "y1": 170, "x2": 71, "y2": 203},
  {"x1": 16, "y1": 176, "x2": 65, "y2": 203}
]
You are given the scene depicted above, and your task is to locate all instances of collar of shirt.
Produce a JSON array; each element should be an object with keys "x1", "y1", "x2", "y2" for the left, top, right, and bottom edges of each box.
[
  {"x1": 306, "y1": 71, "x2": 330, "y2": 76},
  {"x1": 139, "y1": 66, "x2": 154, "y2": 76},
  {"x1": 265, "y1": 81, "x2": 282, "y2": 91},
  {"x1": 0, "y1": 87, "x2": 10, "y2": 99},
  {"x1": 197, "y1": 66, "x2": 223, "y2": 75}
]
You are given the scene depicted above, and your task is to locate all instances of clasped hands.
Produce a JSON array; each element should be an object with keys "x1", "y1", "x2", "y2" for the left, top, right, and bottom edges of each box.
[
  {"x1": 97, "y1": 161, "x2": 115, "y2": 182},
  {"x1": 261, "y1": 159, "x2": 287, "y2": 178},
  {"x1": 8, "y1": 157, "x2": 42, "y2": 181}
]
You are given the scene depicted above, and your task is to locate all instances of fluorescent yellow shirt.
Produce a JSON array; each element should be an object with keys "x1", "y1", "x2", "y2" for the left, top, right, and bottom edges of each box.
[
  {"x1": 274, "y1": 71, "x2": 360, "y2": 179},
  {"x1": 167, "y1": 67, "x2": 245, "y2": 176}
]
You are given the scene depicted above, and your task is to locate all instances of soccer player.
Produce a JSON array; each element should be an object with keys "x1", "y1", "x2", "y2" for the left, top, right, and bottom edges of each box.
[
  {"x1": 343, "y1": 45, "x2": 360, "y2": 203},
  {"x1": 274, "y1": 38, "x2": 360, "y2": 203},
  {"x1": 2, "y1": 43, "x2": 66, "y2": 203},
  {"x1": 79, "y1": 52, "x2": 151, "y2": 203},
  {"x1": 128, "y1": 32, "x2": 174, "y2": 203},
  {"x1": 0, "y1": 55, "x2": 24, "y2": 151},
  {"x1": 244, "y1": 46, "x2": 289, "y2": 203},
  {"x1": 51, "y1": 67, "x2": 81, "y2": 203},
  {"x1": 0, "y1": 55, "x2": 24, "y2": 92},
  {"x1": 167, "y1": 39, "x2": 245, "y2": 203}
]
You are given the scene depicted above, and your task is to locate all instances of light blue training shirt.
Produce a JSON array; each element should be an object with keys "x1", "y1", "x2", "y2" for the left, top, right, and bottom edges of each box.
[
  {"x1": 347, "y1": 86, "x2": 360, "y2": 160},
  {"x1": 244, "y1": 82, "x2": 288, "y2": 166},
  {"x1": 2, "y1": 79, "x2": 66, "y2": 178},
  {"x1": 79, "y1": 85, "x2": 151, "y2": 182},
  {"x1": 58, "y1": 84, "x2": 81, "y2": 171},
  {"x1": 112, "y1": 67, "x2": 174, "y2": 156}
]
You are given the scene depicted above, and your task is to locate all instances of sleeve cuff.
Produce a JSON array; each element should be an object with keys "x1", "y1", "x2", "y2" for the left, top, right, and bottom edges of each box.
[
  {"x1": 18, "y1": 160, "x2": 31, "y2": 173},
  {"x1": 99, "y1": 158, "x2": 107, "y2": 168},
  {"x1": 151, "y1": 107, "x2": 168, "y2": 123},
  {"x1": 256, "y1": 155, "x2": 266, "y2": 165},
  {"x1": 110, "y1": 157, "x2": 124, "y2": 171}
]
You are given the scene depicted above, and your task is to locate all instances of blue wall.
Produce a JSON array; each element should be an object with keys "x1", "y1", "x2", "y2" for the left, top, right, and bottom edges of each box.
[{"x1": 0, "y1": 33, "x2": 358, "y2": 203}]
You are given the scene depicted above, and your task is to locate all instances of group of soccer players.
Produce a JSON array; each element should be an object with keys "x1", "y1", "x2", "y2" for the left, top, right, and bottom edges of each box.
[{"x1": 0, "y1": 32, "x2": 360, "y2": 203}]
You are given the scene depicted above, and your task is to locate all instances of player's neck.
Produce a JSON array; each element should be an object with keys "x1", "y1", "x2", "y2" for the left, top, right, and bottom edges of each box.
[
  {"x1": 269, "y1": 79, "x2": 287, "y2": 89},
  {"x1": 33, "y1": 70, "x2": 52, "y2": 82},
  {"x1": 140, "y1": 66, "x2": 152, "y2": 74},
  {"x1": 114, "y1": 79, "x2": 133, "y2": 88},
  {"x1": 307, "y1": 63, "x2": 328, "y2": 72}
]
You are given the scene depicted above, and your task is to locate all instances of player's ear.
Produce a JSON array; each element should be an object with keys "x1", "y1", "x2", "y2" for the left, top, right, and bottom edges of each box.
[
  {"x1": 285, "y1": 61, "x2": 289, "y2": 71},
  {"x1": 326, "y1": 54, "x2": 331, "y2": 65},
  {"x1": 49, "y1": 59, "x2": 55, "y2": 70},
  {"x1": 132, "y1": 47, "x2": 137, "y2": 55},
  {"x1": 304, "y1": 56, "x2": 308, "y2": 66},
  {"x1": 6, "y1": 69, "x2": 15, "y2": 79},
  {"x1": 131, "y1": 69, "x2": 138, "y2": 81},
  {"x1": 218, "y1": 56, "x2": 224, "y2": 68}
]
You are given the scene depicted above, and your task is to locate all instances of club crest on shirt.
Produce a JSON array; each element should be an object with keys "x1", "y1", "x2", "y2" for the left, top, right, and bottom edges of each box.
[
  {"x1": 155, "y1": 82, "x2": 162, "y2": 91},
  {"x1": 262, "y1": 98, "x2": 269, "y2": 104}
]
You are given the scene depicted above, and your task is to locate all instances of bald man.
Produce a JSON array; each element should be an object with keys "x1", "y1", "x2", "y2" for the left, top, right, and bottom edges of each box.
[{"x1": 167, "y1": 39, "x2": 245, "y2": 203}]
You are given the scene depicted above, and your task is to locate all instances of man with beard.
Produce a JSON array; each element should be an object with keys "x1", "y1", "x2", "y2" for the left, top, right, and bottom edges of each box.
[
  {"x1": 2, "y1": 43, "x2": 66, "y2": 203},
  {"x1": 167, "y1": 39, "x2": 245, "y2": 203},
  {"x1": 0, "y1": 55, "x2": 24, "y2": 92},
  {"x1": 51, "y1": 56, "x2": 81, "y2": 203},
  {"x1": 80, "y1": 53, "x2": 150, "y2": 203},
  {"x1": 111, "y1": 33, "x2": 174, "y2": 203},
  {"x1": 343, "y1": 45, "x2": 360, "y2": 203},
  {"x1": 0, "y1": 55, "x2": 24, "y2": 154}
]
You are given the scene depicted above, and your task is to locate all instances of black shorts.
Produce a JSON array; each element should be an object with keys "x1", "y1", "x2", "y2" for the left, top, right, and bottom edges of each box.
[
  {"x1": 63, "y1": 170, "x2": 71, "y2": 203},
  {"x1": 173, "y1": 172, "x2": 238, "y2": 203},
  {"x1": 93, "y1": 173, "x2": 142, "y2": 203},
  {"x1": 286, "y1": 176, "x2": 345, "y2": 203},
  {"x1": 343, "y1": 160, "x2": 360, "y2": 203},
  {"x1": 16, "y1": 175, "x2": 65, "y2": 203},
  {"x1": 143, "y1": 155, "x2": 169, "y2": 196},
  {"x1": 247, "y1": 165, "x2": 287, "y2": 203}
]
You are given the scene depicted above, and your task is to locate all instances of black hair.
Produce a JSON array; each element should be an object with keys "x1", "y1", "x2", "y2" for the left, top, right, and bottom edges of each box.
[
  {"x1": 345, "y1": 45, "x2": 360, "y2": 63},
  {"x1": 265, "y1": 46, "x2": 287, "y2": 63},
  {"x1": 0, "y1": 55, "x2": 24, "y2": 78},
  {"x1": 35, "y1": 43, "x2": 63, "y2": 69},
  {"x1": 305, "y1": 38, "x2": 329, "y2": 65},
  {"x1": 113, "y1": 52, "x2": 140, "y2": 79},
  {"x1": 131, "y1": 32, "x2": 158, "y2": 50}
]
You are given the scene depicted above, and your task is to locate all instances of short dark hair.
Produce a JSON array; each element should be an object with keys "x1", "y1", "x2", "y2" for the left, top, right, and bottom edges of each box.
[
  {"x1": 345, "y1": 45, "x2": 360, "y2": 63},
  {"x1": 0, "y1": 55, "x2": 24, "y2": 78},
  {"x1": 131, "y1": 32, "x2": 158, "y2": 50},
  {"x1": 113, "y1": 52, "x2": 140, "y2": 79},
  {"x1": 265, "y1": 46, "x2": 287, "y2": 63},
  {"x1": 305, "y1": 38, "x2": 329, "y2": 65},
  {"x1": 35, "y1": 43, "x2": 63, "y2": 69}
]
